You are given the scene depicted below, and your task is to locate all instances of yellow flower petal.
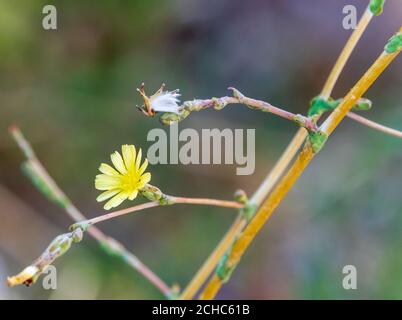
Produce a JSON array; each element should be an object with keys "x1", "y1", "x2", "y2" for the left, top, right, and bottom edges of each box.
[
  {"x1": 135, "y1": 148, "x2": 142, "y2": 170},
  {"x1": 139, "y1": 172, "x2": 151, "y2": 186},
  {"x1": 95, "y1": 174, "x2": 122, "y2": 190},
  {"x1": 122, "y1": 145, "x2": 136, "y2": 171},
  {"x1": 111, "y1": 151, "x2": 127, "y2": 174},
  {"x1": 96, "y1": 189, "x2": 120, "y2": 202},
  {"x1": 138, "y1": 158, "x2": 148, "y2": 175},
  {"x1": 104, "y1": 192, "x2": 128, "y2": 210},
  {"x1": 128, "y1": 190, "x2": 138, "y2": 201},
  {"x1": 99, "y1": 163, "x2": 120, "y2": 176}
]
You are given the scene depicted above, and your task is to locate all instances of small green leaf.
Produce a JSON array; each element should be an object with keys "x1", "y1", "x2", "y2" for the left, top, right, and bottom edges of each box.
[{"x1": 308, "y1": 96, "x2": 338, "y2": 117}]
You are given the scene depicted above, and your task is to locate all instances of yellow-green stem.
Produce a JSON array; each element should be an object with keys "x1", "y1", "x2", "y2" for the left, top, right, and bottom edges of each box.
[{"x1": 199, "y1": 44, "x2": 400, "y2": 300}]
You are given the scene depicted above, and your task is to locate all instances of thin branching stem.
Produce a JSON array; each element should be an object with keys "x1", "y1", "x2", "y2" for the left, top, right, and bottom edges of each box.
[
  {"x1": 76, "y1": 197, "x2": 242, "y2": 227},
  {"x1": 179, "y1": 5, "x2": 377, "y2": 300},
  {"x1": 321, "y1": 8, "x2": 374, "y2": 99},
  {"x1": 252, "y1": 5, "x2": 376, "y2": 205},
  {"x1": 183, "y1": 88, "x2": 318, "y2": 132},
  {"x1": 9, "y1": 126, "x2": 243, "y2": 293},
  {"x1": 179, "y1": 216, "x2": 245, "y2": 300},
  {"x1": 79, "y1": 202, "x2": 161, "y2": 226},
  {"x1": 346, "y1": 111, "x2": 402, "y2": 138},
  {"x1": 8, "y1": 1, "x2": 398, "y2": 299},
  {"x1": 252, "y1": 5, "x2": 375, "y2": 206},
  {"x1": 199, "y1": 40, "x2": 401, "y2": 299},
  {"x1": 171, "y1": 197, "x2": 244, "y2": 209}
]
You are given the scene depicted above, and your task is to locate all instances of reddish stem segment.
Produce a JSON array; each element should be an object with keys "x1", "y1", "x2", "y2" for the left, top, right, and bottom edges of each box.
[
  {"x1": 79, "y1": 197, "x2": 242, "y2": 227},
  {"x1": 346, "y1": 112, "x2": 402, "y2": 138},
  {"x1": 185, "y1": 90, "x2": 318, "y2": 132}
]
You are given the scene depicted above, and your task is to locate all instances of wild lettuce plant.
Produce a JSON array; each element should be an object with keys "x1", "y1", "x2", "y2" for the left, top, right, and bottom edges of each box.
[{"x1": 7, "y1": 0, "x2": 402, "y2": 300}]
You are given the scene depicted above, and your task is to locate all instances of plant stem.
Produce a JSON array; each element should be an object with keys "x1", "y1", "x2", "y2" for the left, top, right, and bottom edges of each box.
[
  {"x1": 171, "y1": 196, "x2": 244, "y2": 209},
  {"x1": 179, "y1": 215, "x2": 245, "y2": 300},
  {"x1": 179, "y1": 130, "x2": 306, "y2": 300},
  {"x1": 184, "y1": 90, "x2": 318, "y2": 132},
  {"x1": 178, "y1": 6, "x2": 376, "y2": 300},
  {"x1": 9, "y1": 126, "x2": 172, "y2": 297},
  {"x1": 346, "y1": 111, "x2": 402, "y2": 138},
  {"x1": 253, "y1": 4, "x2": 375, "y2": 204},
  {"x1": 320, "y1": 51, "x2": 399, "y2": 135},
  {"x1": 321, "y1": 8, "x2": 373, "y2": 99},
  {"x1": 199, "y1": 42, "x2": 401, "y2": 300},
  {"x1": 250, "y1": 128, "x2": 308, "y2": 206},
  {"x1": 78, "y1": 197, "x2": 242, "y2": 227},
  {"x1": 10, "y1": 126, "x2": 243, "y2": 295},
  {"x1": 200, "y1": 145, "x2": 314, "y2": 300},
  {"x1": 80, "y1": 202, "x2": 160, "y2": 226}
]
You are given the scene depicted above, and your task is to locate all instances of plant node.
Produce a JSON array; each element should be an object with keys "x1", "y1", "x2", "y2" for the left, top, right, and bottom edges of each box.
[{"x1": 308, "y1": 130, "x2": 328, "y2": 154}]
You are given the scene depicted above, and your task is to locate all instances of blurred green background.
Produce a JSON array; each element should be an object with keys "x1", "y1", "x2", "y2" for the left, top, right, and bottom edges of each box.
[{"x1": 0, "y1": 0, "x2": 401, "y2": 299}]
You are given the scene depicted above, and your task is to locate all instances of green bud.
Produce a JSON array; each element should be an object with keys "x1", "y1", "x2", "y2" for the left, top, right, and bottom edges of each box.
[
  {"x1": 234, "y1": 189, "x2": 248, "y2": 204},
  {"x1": 140, "y1": 184, "x2": 163, "y2": 201},
  {"x1": 46, "y1": 233, "x2": 73, "y2": 257},
  {"x1": 385, "y1": 33, "x2": 402, "y2": 54},
  {"x1": 293, "y1": 114, "x2": 314, "y2": 129},
  {"x1": 352, "y1": 98, "x2": 372, "y2": 111},
  {"x1": 167, "y1": 284, "x2": 181, "y2": 300},
  {"x1": 72, "y1": 228, "x2": 84, "y2": 243},
  {"x1": 159, "y1": 110, "x2": 190, "y2": 125},
  {"x1": 158, "y1": 195, "x2": 175, "y2": 205},
  {"x1": 140, "y1": 184, "x2": 174, "y2": 205},
  {"x1": 70, "y1": 221, "x2": 90, "y2": 232},
  {"x1": 369, "y1": 0, "x2": 385, "y2": 16},
  {"x1": 211, "y1": 97, "x2": 228, "y2": 110}
]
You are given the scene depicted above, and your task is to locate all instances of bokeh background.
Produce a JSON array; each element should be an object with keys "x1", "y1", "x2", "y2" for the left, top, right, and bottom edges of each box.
[{"x1": 0, "y1": 0, "x2": 401, "y2": 299}]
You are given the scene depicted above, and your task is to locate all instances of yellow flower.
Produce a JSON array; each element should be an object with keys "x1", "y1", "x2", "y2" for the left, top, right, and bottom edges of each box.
[{"x1": 95, "y1": 145, "x2": 151, "y2": 210}]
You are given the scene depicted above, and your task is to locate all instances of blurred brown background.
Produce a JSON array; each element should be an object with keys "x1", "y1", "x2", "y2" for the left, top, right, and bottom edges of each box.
[{"x1": 0, "y1": 0, "x2": 401, "y2": 299}]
